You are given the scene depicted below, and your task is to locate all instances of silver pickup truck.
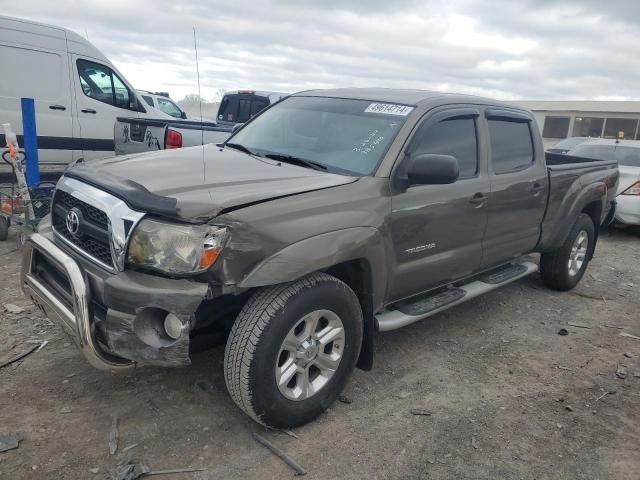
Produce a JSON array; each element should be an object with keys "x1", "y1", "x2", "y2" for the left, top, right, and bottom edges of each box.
[{"x1": 22, "y1": 88, "x2": 618, "y2": 428}]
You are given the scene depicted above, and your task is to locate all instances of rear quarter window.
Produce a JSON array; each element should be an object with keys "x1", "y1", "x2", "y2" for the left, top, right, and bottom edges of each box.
[{"x1": 488, "y1": 119, "x2": 534, "y2": 174}]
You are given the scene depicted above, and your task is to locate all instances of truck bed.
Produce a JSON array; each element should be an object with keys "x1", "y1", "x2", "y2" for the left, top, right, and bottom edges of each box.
[
  {"x1": 114, "y1": 117, "x2": 233, "y2": 155},
  {"x1": 538, "y1": 153, "x2": 618, "y2": 252}
]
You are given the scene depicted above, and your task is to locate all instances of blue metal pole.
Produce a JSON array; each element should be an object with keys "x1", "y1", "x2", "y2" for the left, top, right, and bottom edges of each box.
[{"x1": 21, "y1": 97, "x2": 40, "y2": 186}]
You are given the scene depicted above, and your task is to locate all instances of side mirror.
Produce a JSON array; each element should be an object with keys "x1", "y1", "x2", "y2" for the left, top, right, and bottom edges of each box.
[
  {"x1": 407, "y1": 153, "x2": 459, "y2": 185},
  {"x1": 180, "y1": 111, "x2": 187, "y2": 119}
]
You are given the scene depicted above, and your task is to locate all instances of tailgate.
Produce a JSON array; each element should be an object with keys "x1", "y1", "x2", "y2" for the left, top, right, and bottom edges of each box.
[{"x1": 114, "y1": 118, "x2": 166, "y2": 156}]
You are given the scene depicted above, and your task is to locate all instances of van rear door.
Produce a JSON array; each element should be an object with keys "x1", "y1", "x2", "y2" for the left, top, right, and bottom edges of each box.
[
  {"x1": 72, "y1": 56, "x2": 142, "y2": 161},
  {"x1": 217, "y1": 92, "x2": 271, "y2": 126},
  {"x1": 0, "y1": 19, "x2": 75, "y2": 167}
]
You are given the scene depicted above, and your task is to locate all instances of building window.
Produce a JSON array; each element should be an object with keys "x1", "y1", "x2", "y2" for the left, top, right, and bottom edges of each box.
[
  {"x1": 603, "y1": 118, "x2": 638, "y2": 140},
  {"x1": 572, "y1": 117, "x2": 604, "y2": 138},
  {"x1": 542, "y1": 116, "x2": 570, "y2": 139}
]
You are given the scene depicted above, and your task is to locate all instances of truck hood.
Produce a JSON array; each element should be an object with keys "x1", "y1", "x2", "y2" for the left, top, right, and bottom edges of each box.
[{"x1": 65, "y1": 145, "x2": 358, "y2": 221}]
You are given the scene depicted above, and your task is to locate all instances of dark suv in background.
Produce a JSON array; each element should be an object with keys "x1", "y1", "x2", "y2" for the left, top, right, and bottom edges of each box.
[{"x1": 216, "y1": 90, "x2": 287, "y2": 127}]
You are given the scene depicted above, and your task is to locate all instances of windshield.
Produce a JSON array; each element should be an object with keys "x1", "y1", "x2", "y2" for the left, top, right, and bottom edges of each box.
[{"x1": 228, "y1": 96, "x2": 412, "y2": 175}]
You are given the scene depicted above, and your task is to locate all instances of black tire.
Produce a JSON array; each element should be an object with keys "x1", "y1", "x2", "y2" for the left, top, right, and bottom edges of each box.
[
  {"x1": 0, "y1": 216, "x2": 8, "y2": 241},
  {"x1": 224, "y1": 272, "x2": 363, "y2": 428},
  {"x1": 540, "y1": 213, "x2": 595, "y2": 291}
]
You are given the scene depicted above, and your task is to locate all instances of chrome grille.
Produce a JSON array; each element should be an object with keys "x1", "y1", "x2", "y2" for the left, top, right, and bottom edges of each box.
[
  {"x1": 52, "y1": 190, "x2": 113, "y2": 266},
  {"x1": 51, "y1": 177, "x2": 146, "y2": 272}
]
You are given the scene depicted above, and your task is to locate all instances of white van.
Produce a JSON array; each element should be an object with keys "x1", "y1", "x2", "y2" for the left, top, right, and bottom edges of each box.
[{"x1": 0, "y1": 15, "x2": 169, "y2": 168}]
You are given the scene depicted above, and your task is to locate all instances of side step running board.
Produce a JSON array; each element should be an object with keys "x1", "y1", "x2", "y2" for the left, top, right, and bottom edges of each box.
[{"x1": 376, "y1": 261, "x2": 538, "y2": 332}]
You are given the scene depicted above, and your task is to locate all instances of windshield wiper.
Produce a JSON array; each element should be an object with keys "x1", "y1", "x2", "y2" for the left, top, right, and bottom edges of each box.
[
  {"x1": 264, "y1": 153, "x2": 327, "y2": 171},
  {"x1": 224, "y1": 142, "x2": 257, "y2": 156}
]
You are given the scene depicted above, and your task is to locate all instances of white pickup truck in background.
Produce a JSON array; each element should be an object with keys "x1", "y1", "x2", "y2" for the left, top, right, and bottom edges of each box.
[
  {"x1": 114, "y1": 90, "x2": 288, "y2": 155},
  {"x1": 114, "y1": 117, "x2": 233, "y2": 154}
]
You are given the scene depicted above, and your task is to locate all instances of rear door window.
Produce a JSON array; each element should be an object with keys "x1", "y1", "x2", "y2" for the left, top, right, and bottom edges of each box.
[
  {"x1": 488, "y1": 119, "x2": 534, "y2": 174},
  {"x1": 141, "y1": 95, "x2": 154, "y2": 107},
  {"x1": 219, "y1": 94, "x2": 269, "y2": 123},
  {"x1": 238, "y1": 98, "x2": 252, "y2": 123},
  {"x1": 218, "y1": 95, "x2": 239, "y2": 122},
  {"x1": 251, "y1": 97, "x2": 270, "y2": 117}
]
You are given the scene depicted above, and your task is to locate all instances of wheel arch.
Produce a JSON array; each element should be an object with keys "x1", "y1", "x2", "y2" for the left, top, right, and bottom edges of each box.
[{"x1": 238, "y1": 227, "x2": 387, "y2": 371}]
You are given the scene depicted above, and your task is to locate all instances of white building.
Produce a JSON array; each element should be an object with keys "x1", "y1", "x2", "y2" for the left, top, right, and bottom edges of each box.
[{"x1": 512, "y1": 101, "x2": 640, "y2": 147}]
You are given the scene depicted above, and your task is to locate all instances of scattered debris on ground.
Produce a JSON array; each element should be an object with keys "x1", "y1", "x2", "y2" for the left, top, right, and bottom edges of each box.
[
  {"x1": 109, "y1": 416, "x2": 119, "y2": 455},
  {"x1": 0, "y1": 434, "x2": 21, "y2": 453},
  {"x1": 337, "y1": 395, "x2": 353, "y2": 404},
  {"x1": 3, "y1": 304, "x2": 25, "y2": 314},
  {"x1": 253, "y1": 432, "x2": 306, "y2": 476},
  {"x1": 409, "y1": 408, "x2": 432, "y2": 416},
  {"x1": 112, "y1": 460, "x2": 150, "y2": 480},
  {"x1": 567, "y1": 321, "x2": 591, "y2": 329},
  {"x1": 558, "y1": 328, "x2": 569, "y2": 336},
  {"x1": 620, "y1": 332, "x2": 640, "y2": 340},
  {"x1": 616, "y1": 365, "x2": 628, "y2": 379},
  {"x1": 0, "y1": 340, "x2": 47, "y2": 369}
]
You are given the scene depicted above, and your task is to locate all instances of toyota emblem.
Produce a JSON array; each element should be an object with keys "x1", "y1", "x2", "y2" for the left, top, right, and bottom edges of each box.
[{"x1": 65, "y1": 209, "x2": 80, "y2": 236}]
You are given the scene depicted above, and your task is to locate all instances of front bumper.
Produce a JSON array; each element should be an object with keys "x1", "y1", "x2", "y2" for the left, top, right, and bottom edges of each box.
[
  {"x1": 22, "y1": 233, "x2": 134, "y2": 372},
  {"x1": 21, "y1": 232, "x2": 209, "y2": 371},
  {"x1": 614, "y1": 195, "x2": 640, "y2": 226}
]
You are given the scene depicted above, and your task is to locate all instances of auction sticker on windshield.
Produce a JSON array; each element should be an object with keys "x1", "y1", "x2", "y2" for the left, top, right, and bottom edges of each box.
[{"x1": 364, "y1": 103, "x2": 414, "y2": 116}]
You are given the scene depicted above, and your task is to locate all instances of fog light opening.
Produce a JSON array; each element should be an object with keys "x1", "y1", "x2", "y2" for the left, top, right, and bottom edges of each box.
[
  {"x1": 134, "y1": 307, "x2": 183, "y2": 348},
  {"x1": 164, "y1": 313, "x2": 184, "y2": 340}
]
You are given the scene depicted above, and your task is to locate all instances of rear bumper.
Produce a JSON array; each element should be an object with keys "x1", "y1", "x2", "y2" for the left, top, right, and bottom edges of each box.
[
  {"x1": 22, "y1": 233, "x2": 134, "y2": 372},
  {"x1": 615, "y1": 195, "x2": 640, "y2": 226},
  {"x1": 21, "y1": 231, "x2": 210, "y2": 370}
]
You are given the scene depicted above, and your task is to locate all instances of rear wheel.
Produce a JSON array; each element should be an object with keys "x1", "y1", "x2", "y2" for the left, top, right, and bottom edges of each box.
[
  {"x1": 540, "y1": 213, "x2": 595, "y2": 291},
  {"x1": 224, "y1": 272, "x2": 363, "y2": 428}
]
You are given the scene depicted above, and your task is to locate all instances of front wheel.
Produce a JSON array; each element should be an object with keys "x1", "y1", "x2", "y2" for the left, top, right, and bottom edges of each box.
[
  {"x1": 224, "y1": 273, "x2": 363, "y2": 428},
  {"x1": 540, "y1": 213, "x2": 595, "y2": 291}
]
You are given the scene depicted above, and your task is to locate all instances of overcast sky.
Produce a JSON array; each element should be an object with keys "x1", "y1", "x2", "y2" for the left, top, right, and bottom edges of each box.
[{"x1": 9, "y1": 0, "x2": 640, "y2": 101}]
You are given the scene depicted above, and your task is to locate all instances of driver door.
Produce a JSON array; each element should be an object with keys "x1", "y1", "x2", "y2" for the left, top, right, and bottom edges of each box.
[{"x1": 388, "y1": 107, "x2": 490, "y2": 302}]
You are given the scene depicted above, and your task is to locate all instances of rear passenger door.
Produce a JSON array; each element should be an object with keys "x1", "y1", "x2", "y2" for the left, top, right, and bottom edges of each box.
[
  {"x1": 388, "y1": 107, "x2": 490, "y2": 301},
  {"x1": 481, "y1": 109, "x2": 548, "y2": 267}
]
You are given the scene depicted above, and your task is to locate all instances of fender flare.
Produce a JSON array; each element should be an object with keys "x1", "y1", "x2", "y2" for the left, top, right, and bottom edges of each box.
[
  {"x1": 238, "y1": 227, "x2": 388, "y2": 371},
  {"x1": 238, "y1": 226, "x2": 387, "y2": 308},
  {"x1": 539, "y1": 181, "x2": 606, "y2": 252}
]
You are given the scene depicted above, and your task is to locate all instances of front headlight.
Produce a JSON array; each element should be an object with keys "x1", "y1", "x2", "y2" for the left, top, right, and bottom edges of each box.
[{"x1": 127, "y1": 218, "x2": 228, "y2": 275}]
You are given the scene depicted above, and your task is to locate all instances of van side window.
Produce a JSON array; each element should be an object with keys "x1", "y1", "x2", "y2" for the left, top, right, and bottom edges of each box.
[
  {"x1": 488, "y1": 119, "x2": 534, "y2": 174},
  {"x1": 141, "y1": 95, "x2": 154, "y2": 107},
  {"x1": 77, "y1": 60, "x2": 133, "y2": 109},
  {"x1": 410, "y1": 117, "x2": 478, "y2": 179}
]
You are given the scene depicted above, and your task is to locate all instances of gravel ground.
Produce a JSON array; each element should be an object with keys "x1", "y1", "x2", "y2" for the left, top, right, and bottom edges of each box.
[{"x1": 1, "y1": 226, "x2": 639, "y2": 480}]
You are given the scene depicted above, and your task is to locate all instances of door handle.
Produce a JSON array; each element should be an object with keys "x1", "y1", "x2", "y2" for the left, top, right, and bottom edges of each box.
[
  {"x1": 49, "y1": 105, "x2": 66, "y2": 111},
  {"x1": 469, "y1": 192, "x2": 489, "y2": 207},
  {"x1": 81, "y1": 108, "x2": 97, "y2": 114},
  {"x1": 530, "y1": 183, "x2": 544, "y2": 195}
]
